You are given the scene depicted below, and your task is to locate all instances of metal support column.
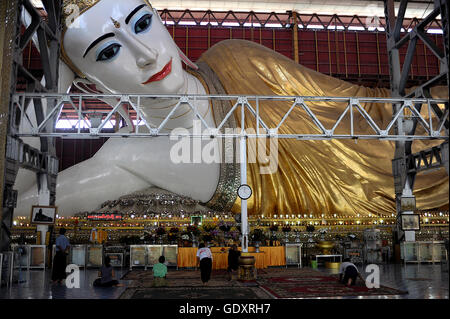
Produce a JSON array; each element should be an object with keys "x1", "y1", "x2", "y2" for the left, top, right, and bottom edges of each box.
[
  {"x1": 384, "y1": 0, "x2": 449, "y2": 244},
  {"x1": 1, "y1": 0, "x2": 62, "y2": 252},
  {"x1": 291, "y1": 11, "x2": 299, "y2": 64},
  {"x1": 0, "y1": 0, "x2": 20, "y2": 253}
]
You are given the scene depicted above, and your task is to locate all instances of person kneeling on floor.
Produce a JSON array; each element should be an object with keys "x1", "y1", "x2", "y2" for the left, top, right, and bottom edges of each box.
[
  {"x1": 339, "y1": 258, "x2": 364, "y2": 286},
  {"x1": 152, "y1": 255, "x2": 168, "y2": 287},
  {"x1": 93, "y1": 256, "x2": 123, "y2": 287}
]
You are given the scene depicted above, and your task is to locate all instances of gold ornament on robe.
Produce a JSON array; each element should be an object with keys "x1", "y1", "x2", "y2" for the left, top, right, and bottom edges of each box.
[{"x1": 198, "y1": 39, "x2": 449, "y2": 218}]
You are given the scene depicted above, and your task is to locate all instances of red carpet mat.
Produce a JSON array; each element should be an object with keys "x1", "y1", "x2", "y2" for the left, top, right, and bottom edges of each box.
[
  {"x1": 120, "y1": 286, "x2": 271, "y2": 299},
  {"x1": 120, "y1": 268, "x2": 407, "y2": 298},
  {"x1": 257, "y1": 269, "x2": 408, "y2": 298},
  {"x1": 122, "y1": 269, "x2": 265, "y2": 287}
]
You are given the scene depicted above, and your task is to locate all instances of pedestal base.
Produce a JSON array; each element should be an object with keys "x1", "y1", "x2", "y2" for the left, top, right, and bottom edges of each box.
[
  {"x1": 238, "y1": 265, "x2": 256, "y2": 281},
  {"x1": 238, "y1": 256, "x2": 256, "y2": 281}
]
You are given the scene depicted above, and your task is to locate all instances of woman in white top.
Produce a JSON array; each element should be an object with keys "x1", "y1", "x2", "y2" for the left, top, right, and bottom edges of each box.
[{"x1": 196, "y1": 243, "x2": 213, "y2": 285}]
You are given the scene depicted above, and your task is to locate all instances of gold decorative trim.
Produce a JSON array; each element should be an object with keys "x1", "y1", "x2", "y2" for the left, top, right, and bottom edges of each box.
[{"x1": 62, "y1": 0, "x2": 101, "y2": 27}]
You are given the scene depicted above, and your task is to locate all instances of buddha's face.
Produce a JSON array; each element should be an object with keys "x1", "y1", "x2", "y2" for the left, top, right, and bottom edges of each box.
[{"x1": 63, "y1": 0, "x2": 185, "y2": 94}]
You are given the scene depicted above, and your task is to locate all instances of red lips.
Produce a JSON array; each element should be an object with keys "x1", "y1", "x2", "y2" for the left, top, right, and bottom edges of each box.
[{"x1": 142, "y1": 59, "x2": 172, "y2": 84}]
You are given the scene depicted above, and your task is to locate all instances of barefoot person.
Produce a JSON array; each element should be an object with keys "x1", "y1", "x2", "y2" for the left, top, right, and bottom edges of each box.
[
  {"x1": 227, "y1": 244, "x2": 240, "y2": 281},
  {"x1": 339, "y1": 258, "x2": 364, "y2": 286},
  {"x1": 52, "y1": 228, "x2": 70, "y2": 285},
  {"x1": 197, "y1": 243, "x2": 213, "y2": 285},
  {"x1": 94, "y1": 256, "x2": 123, "y2": 287},
  {"x1": 152, "y1": 255, "x2": 168, "y2": 287}
]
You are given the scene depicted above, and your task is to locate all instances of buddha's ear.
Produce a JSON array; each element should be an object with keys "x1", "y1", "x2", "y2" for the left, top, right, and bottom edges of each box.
[
  {"x1": 151, "y1": 7, "x2": 199, "y2": 70},
  {"x1": 178, "y1": 47, "x2": 199, "y2": 70},
  {"x1": 72, "y1": 77, "x2": 106, "y2": 95},
  {"x1": 72, "y1": 77, "x2": 135, "y2": 130}
]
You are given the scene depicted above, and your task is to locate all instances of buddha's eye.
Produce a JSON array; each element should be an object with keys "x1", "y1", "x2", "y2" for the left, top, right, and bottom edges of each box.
[
  {"x1": 134, "y1": 14, "x2": 152, "y2": 34},
  {"x1": 96, "y1": 43, "x2": 121, "y2": 62}
]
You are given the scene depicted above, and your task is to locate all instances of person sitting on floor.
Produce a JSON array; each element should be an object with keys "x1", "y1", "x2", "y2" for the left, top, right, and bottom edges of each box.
[
  {"x1": 152, "y1": 255, "x2": 168, "y2": 287},
  {"x1": 93, "y1": 256, "x2": 123, "y2": 287},
  {"x1": 339, "y1": 258, "x2": 364, "y2": 286}
]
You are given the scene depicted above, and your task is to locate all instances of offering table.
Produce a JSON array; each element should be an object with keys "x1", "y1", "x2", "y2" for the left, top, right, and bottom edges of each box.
[{"x1": 177, "y1": 246, "x2": 286, "y2": 269}]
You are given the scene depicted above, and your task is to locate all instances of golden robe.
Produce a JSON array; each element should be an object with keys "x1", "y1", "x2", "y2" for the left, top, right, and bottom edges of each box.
[{"x1": 198, "y1": 39, "x2": 449, "y2": 217}]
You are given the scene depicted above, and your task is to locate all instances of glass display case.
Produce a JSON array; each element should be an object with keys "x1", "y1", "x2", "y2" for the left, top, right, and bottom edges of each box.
[
  {"x1": 419, "y1": 242, "x2": 433, "y2": 262},
  {"x1": 285, "y1": 244, "x2": 302, "y2": 267},
  {"x1": 162, "y1": 245, "x2": 178, "y2": 268},
  {"x1": 104, "y1": 246, "x2": 126, "y2": 267},
  {"x1": 401, "y1": 242, "x2": 418, "y2": 263},
  {"x1": 146, "y1": 245, "x2": 163, "y2": 267},
  {"x1": 363, "y1": 229, "x2": 383, "y2": 263},
  {"x1": 435, "y1": 243, "x2": 448, "y2": 262},
  {"x1": 129, "y1": 245, "x2": 179, "y2": 269},
  {"x1": 86, "y1": 245, "x2": 103, "y2": 267},
  {"x1": 401, "y1": 241, "x2": 448, "y2": 264},
  {"x1": 130, "y1": 245, "x2": 147, "y2": 269},
  {"x1": 29, "y1": 245, "x2": 46, "y2": 269},
  {"x1": 12, "y1": 245, "x2": 30, "y2": 270},
  {"x1": 105, "y1": 253, "x2": 124, "y2": 267},
  {"x1": 70, "y1": 245, "x2": 87, "y2": 267}
]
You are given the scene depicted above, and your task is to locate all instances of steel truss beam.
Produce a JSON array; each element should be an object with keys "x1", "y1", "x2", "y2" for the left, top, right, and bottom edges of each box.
[
  {"x1": 406, "y1": 142, "x2": 448, "y2": 174},
  {"x1": 393, "y1": 141, "x2": 448, "y2": 194},
  {"x1": 156, "y1": 9, "x2": 443, "y2": 31},
  {"x1": 12, "y1": 93, "x2": 449, "y2": 140},
  {"x1": 6, "y1": 136, "x2": 58, "y2": 176}
]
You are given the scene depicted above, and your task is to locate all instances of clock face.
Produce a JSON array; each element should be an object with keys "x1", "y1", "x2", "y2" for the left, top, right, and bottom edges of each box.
[{"x1": 237, "y1": 184, "x2": 252, "y2": 200}]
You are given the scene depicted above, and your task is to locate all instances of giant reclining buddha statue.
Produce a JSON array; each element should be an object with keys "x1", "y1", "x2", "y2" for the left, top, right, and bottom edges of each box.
[{"x1": 14, "y1": 0, "x2": 448, "y2": 218}]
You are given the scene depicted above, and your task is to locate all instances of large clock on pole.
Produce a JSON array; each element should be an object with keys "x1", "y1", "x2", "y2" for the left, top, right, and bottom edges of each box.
[{"x1": 237, "y1": 184, "x2": 252, "y2": 200}]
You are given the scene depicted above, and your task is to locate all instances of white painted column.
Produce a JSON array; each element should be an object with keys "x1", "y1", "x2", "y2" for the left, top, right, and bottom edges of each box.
[
  {"x1": 239, "y1": 98, "x2": 249, "y2": 253},
  {"x1": 240, "y1": 135, "x2": 248, "y2": 253},
  {"x1": 37, "y1": 174, "x2": 50, "y2": 245}
]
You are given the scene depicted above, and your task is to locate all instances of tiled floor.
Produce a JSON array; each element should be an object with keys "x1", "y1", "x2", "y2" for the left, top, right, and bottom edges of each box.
[
  {"x1": 0, "y1": 263, "x2": 448, "y2": 299},
  {"x1": 319, "y1": 263, "x2": 449, "y2": 299},
  {"x1": 0, "y1": 267, "x2": 132, "y2": 299}
]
